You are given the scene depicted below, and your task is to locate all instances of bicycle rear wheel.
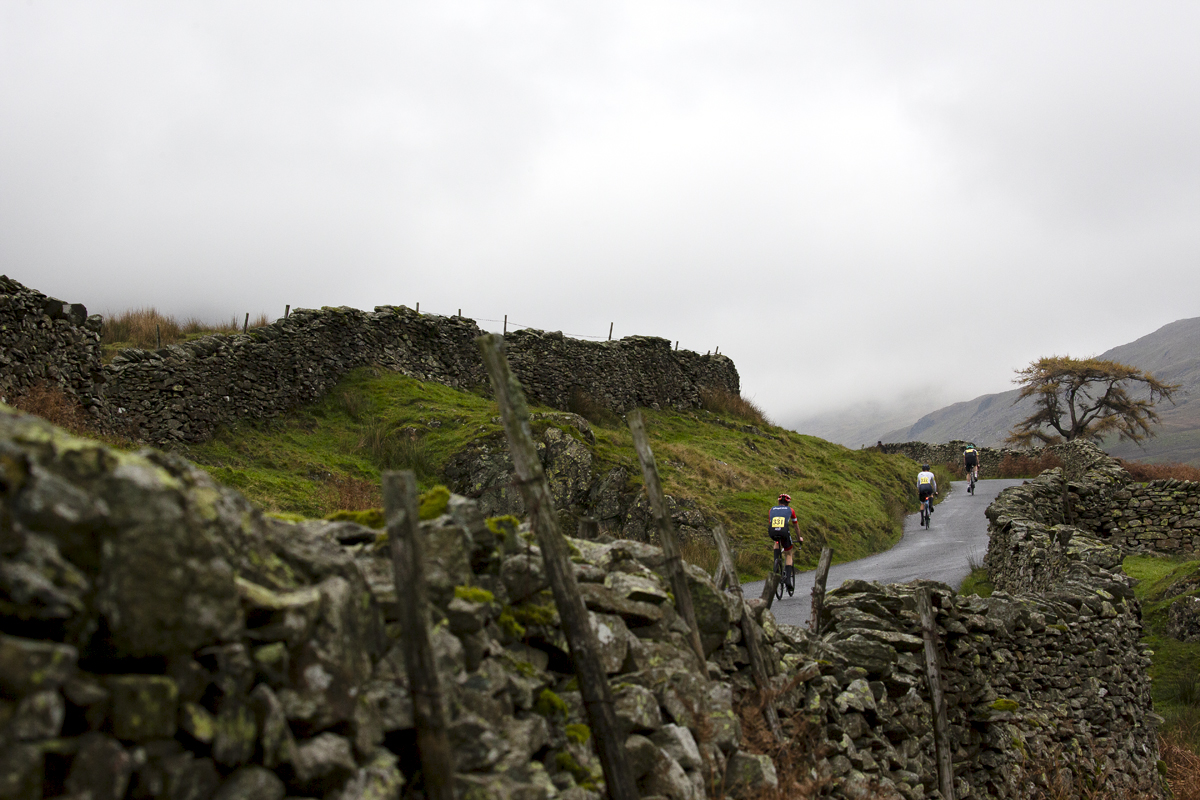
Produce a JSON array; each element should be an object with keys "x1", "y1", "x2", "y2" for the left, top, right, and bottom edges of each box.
[{"x1": 774, "y1": 553, "x2": 785, "y2": 600}]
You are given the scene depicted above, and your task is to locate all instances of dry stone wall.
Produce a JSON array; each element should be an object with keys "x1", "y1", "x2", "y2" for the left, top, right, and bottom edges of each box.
[
  {"x1": 878, "y1": 441, "x2": 1039, "y2": 475},
  {"x1": 0, "y1": 276, "x2": 105, "y2": 413},
  {"x1": 0, "y1": 276, "x2": 739, "y2": 445},
  {"x1": 0, "y1": 408, "x2": 1166, "y2": 800}
]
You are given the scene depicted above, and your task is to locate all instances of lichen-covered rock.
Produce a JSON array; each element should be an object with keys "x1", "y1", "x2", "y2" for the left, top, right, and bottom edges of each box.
[
  {"x1": 0, "y1": 743, "x2": 43, "y2": 800},
  {"x1": 639, "y1": 746, "x2": 700, "y2": 800},
  {"x1": 724, "y1": 751, "x2": 777, "y2": 798},
  {"x1": 106, "y1": 675, "x2": 179, "y2": 742},
  {"x1": 335, "y1": 748, "x2": 405, "y2": 800},
  {"x1": 211, "y1": 702, "x2": 257, "y2": 767},
  {"x1": 212, "y1": 765, "x2": 286, "y2": 800},
  {"x1": 294, "y1": 732, "x2": 357, "y2": 792},
  {"x1": 614, "y1": 683, "x2": 663, "y2": 734},
  {"x1": 1167, "y1": 595, "x2": 1200, "y2": 642},
  {"x1": 7, "y1": 689, "x2": 64, "y2": 740},
  {"x1": 64, "y1": 733, "x2": 133, "y2": 800}
]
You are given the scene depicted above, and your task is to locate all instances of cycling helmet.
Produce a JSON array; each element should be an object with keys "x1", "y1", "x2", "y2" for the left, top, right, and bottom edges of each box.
[
  {"x1": 778, "y1": 493, "x2": 791, "y2": 504},
  {"x1": 922, "y1": 464, "x2": 930, "y2": 471}
]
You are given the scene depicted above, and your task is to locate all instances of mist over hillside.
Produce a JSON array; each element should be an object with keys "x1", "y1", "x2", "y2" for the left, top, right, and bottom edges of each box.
[{"x1": 800, "y1": 316, "x2": 1200, "y2": 465}]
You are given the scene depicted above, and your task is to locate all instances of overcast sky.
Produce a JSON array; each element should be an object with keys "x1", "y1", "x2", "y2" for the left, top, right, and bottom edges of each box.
[{"x1": 3, "y1": 2, "x2": 1198, "y2": 432}]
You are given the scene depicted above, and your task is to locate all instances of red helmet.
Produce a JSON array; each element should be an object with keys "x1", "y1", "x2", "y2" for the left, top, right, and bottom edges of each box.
[{"x1": 778, "y1": 493, "x2": 791, "y2": 504}]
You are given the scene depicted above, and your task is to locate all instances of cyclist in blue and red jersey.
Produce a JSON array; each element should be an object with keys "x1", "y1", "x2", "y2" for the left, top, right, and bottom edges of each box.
[{"x1": 768, "y1": 494, "x2": 804, "y2": 596}]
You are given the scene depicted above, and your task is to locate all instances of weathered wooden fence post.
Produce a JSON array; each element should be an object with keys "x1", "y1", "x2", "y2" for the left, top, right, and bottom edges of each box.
[
  {"x1": 809, "y1": 546, "x2": 833, "y2": 634},
  {"x1": 626, "y1": 409, "x2": 707, "y2": 667},
  {"x1": 243, "y1": 312, "x2": 249, "y2": 334},
  {"x1": 383, "y1": 471, "x2": 454, "y2": 800},
  {"x1": 916, "y1": 586, "x2": 956, "y2": 800},
  {"x1": 760, "y1": 570, "x2": 778, "y2": 608},
  {"x1": 284, "y1": 304, "x2": 290, "y2": 319},
  {"x1": 711, "y1": 524, "x2": 783, "y2": 741},
  {"x1": 577, "y1": 516, "x2": 600, "y2": 541},
  {"x1": 477, "y1": 334, "x2": 638, "y2": 800}
]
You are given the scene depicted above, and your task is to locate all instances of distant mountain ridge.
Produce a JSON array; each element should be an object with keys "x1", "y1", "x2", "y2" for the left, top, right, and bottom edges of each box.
[{"x1": 803, "y1": 316, "x2": 1200, "y2": 466}]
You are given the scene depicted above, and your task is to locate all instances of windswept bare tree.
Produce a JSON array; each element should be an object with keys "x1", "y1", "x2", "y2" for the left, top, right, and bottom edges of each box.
[{"x1": 1006, "y1": 355, "x2": 1179, "y2": 447}]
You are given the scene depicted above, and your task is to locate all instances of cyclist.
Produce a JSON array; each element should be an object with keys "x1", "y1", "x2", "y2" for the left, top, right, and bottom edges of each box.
[
  {"x1": 768, "y1": 494, "x2": 804, "y2": 596},
  {"x1": 917, "y1": 464, "x2": 938, "y2": 516},
  {"x1": 963, "y1": 443, "x2": 980, "y2": 482}
]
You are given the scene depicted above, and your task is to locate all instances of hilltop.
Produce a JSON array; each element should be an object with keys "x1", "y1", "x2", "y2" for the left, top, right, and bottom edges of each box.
[{"x1": 804, "y1": 315, "x2": 1200, "y2": 465}]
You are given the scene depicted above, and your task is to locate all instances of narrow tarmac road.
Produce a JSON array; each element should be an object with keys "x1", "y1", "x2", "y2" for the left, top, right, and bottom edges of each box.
[{"x1": 744, "y1": 478, "x2": 1024, "y2": 628}]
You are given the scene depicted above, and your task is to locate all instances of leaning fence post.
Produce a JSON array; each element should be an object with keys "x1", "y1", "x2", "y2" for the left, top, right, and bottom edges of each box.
[
  {"x1": 477, "y1": 334, "x2": 638, "y2": 800},
  {"x1": 809, "y1": 546, "x2": 833, "y2": 633},
  {"x1": 627, "y1": 410, "x2": 707, "y2": 667},
  {"x1": 761, "y1": 570, "x2": 778, "y2": 608},
  {"x1": 916, "y1": 586, "x2": 956, "y2": 800},
  {"x1": 712, "y1": 524, "x2": 783, "y2": 741},
  {"x1": 284, "y1": 304, "x2": 290, "y2": 319},
  {"x1": 384, "y1": 471, "x2": 454, "y2": 800},
  {"x1": 242, "y1": 313, "x2": 249, "y2": 334}
]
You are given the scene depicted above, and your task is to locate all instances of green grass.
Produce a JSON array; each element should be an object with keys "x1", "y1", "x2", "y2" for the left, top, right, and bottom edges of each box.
[
  {"x1": 184, "y1": 368, "x2": 927, "y2": 580},
  {"x1": 1122, "y1": 554, "x2": 1200, "y2": 750}
]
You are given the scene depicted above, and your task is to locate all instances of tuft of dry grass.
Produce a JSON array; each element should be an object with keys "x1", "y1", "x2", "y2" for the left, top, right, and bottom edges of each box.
[
  {"x1": 101, "y1": 307, "x2": 270, "y2": 351},
  {"x1": 1162, "y1": 730, "x2": 1200, "y2": 800},
  {"x1": 331, "y1": 476, "x2": 382, "y2": 511},
  {"x1": 994, "y1": 451, "x2": 1065, "y2": 479},
  {"x1": 699, "y1": 386, "x2": 771, "y2": 427},
  {"x1": 6, "y1": 382, "x2": 91, "y2": 434},
  {"x1": 730, "y1": 677, "x2": 831, "y2": 799},
  {"x1": 1118, "y1": 458, "x2": 1200, "y2": 483}
]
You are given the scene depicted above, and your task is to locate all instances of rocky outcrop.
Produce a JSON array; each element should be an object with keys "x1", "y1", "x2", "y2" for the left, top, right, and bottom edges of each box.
[
  {"x1": 442, "y1": 412, "x2": 717, "y2": 545},
  {"x1": 0, "y1": 276, "x2": 739, "y2": 447}
]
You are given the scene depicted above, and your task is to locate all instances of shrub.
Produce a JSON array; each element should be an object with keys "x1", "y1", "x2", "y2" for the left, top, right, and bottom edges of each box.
[
  {"x1": 567, "y1": 388, "x2": 620, "y2": 426},
  {"x1": 698, "y1": 386, "x2": 771, "y2": 427},
  {"x1": 7, "y1": 382, "x2": 91, "y2": 434},
  {"x1": 1118, "y1": 459, "x2": 1200, "y2": 483},
  {"x1": 357, "y1": 418, "x2": 435, "y2": 477}
]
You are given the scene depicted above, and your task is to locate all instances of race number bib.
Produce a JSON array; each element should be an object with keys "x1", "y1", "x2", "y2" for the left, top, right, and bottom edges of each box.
[
  {"x1": 771, "y1": 516, "x2": 787, "y2": 529},
  {"x1": 919, "y1": 475, "x2": 932, "y2": 485}
]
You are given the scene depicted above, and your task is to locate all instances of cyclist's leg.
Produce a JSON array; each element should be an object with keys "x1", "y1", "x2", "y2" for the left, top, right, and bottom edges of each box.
[{"x1": 783, "y1": 538, "x2": 795, "y2": 592}]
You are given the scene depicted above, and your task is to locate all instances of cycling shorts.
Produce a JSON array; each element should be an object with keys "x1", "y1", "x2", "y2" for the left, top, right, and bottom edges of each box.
[
  {"x1": 918, "y1": 485, "x2": 935, "y2": 501},
  {"x1": 770, "y1": 530, "x2": 794, "y2": 551},
  {"x1": 964, "y1": 454, "x2": 978, "y2": 467}
]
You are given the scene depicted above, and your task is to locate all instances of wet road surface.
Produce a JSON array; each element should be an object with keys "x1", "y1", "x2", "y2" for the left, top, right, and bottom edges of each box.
[{"x1": 743, "y1": 479, "x2": 1024, "y2": 628}]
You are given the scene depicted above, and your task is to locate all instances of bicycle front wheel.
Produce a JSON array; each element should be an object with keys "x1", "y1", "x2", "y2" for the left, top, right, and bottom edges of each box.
[{"x1": 774, "y1": 556, "x2": 785, "y2": 600}]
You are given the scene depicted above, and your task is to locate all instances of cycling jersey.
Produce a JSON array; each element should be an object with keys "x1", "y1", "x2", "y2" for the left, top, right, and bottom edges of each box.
[
  {"x1": 917, "y1": 471, "x2": 937, "y2": 498},
  {"x1": 964, "y1": 448, "x2": 979, "y2": 465},
  {"x1": 768, "y1": 504, "x2": 797, "y2": 550}
]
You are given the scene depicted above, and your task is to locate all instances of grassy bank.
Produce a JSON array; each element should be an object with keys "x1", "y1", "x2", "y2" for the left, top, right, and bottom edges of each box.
[{"x1": 183, "y1": 367, "x2": 925, "y2": 580}]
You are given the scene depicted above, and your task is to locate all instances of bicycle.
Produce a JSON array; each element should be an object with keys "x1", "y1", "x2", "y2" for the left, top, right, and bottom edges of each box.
[
  {"x1": 920, "y1": 495, "x2": 933, "y2": 528},
  {"x1": 773, "y1": 546, "x2": 785, "y2": 600},
  {"x1": 968, "y1": 468, "x2": 976, "y2": 495}
]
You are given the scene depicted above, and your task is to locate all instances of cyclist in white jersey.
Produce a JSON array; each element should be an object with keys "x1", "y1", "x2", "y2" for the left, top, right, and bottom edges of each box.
[{"x1": 917, "y1": 465, "x2": 938, "y2": 513}]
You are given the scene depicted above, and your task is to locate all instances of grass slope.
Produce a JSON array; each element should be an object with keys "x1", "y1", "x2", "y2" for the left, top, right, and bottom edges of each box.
[
  {"x1": 183, "y1": 367, "x2": 931, "y2": 579},
  {"x1": 1122, "y1": 554, "x2": 1200, "y2": 748}
]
